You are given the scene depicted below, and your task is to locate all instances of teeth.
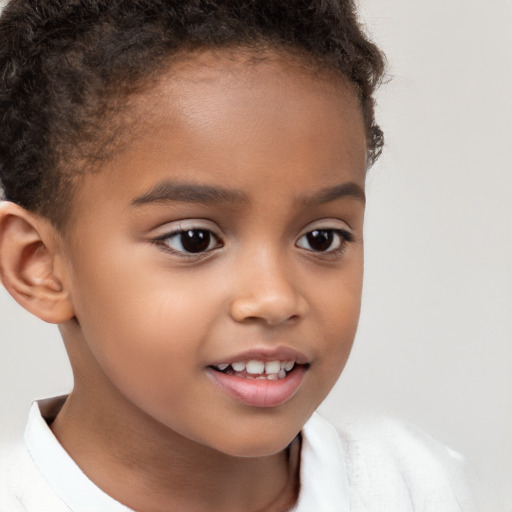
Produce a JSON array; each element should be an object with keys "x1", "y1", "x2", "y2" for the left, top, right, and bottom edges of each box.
[
  {"x1": 214, "y1": 359, "x2": 298, "y2": 377},
  {"x1": 246, "y1": 360, "x2": 265, "y2": 375},
  {"x1": 265, "y1": 361, "x2": 281, "y2": 374},
  {"x1": 231, "y1": 361, "x2": 245, "y2": 372}
]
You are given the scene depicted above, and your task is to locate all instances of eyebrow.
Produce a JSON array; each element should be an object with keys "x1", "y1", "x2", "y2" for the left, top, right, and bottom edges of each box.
[
  {"x1": 131, "y1": 179, "x2": 365, "y2": 207},
  {"x1": 131, "y1": 180, "x2": 247, "y2": 206},
  {"x1": 300, "y1": 182, "x2": 366, "y2": 206}
]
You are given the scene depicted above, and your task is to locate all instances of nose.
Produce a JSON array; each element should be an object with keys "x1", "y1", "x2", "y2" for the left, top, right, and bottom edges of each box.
[{"x1": 229, "y1": 252, "x2": 309, "y2": 326}]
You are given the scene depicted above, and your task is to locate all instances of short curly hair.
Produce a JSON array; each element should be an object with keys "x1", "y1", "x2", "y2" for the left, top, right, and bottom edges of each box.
[{"x1": 0, "y1": 0, "x2": 385, "y2": 230}]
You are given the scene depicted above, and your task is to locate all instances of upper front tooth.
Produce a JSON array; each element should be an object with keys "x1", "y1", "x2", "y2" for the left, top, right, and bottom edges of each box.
[
  {"x1": 231, "y1": 361, "x2": 246, "y2": 372},
  {"x1": 246, "y1": 360, "x2": 265, "y2": 375},
  {"x1": 216, "y1": 363, "x2": 229, "y2": 371},
  {"x1": 265, "y1": 361, "x2": 281, "y2": 374},
  {"x1": 283, "y1": 361, "x2": 295, "y2": 371}
]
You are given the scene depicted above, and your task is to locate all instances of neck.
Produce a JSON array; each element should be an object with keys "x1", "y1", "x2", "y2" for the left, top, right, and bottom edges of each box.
[{"x1": 50, "y1": 368, "x2": 300, "y2": 512}]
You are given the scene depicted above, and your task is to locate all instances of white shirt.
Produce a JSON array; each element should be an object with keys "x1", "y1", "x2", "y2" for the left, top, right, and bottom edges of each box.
[{"x1": 0, "y1": 397, "x2": 476, "y2": 512}]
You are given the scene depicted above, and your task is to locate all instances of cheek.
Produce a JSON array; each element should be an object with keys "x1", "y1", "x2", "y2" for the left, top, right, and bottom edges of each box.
[
  {"x1": 67, "y1": 248, "x2": 212, "y2": 381},
  {"x1": 315, "y1": 250, "x2": 363, "y2": 324},
  {"x1": 313, "y1": 261, "x2": 363, "y2": 382},
  {"x1": 80, "y1": 266, "x2": 228, "y2": 392}
]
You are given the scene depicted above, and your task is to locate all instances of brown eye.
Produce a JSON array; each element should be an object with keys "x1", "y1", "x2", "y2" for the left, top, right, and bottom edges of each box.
[
  {"x1": 161, "y1": 229, "x2": 221, "y2": 254},
  {"x1": 296, "y1": 229, "x2": 353, "y2": 253},
  {"x1": 180, "y1": 230, "x2": 211, "y2": 253},
  {"x1": 306, "y1": 230, "x2": 334, "y2": 251}
]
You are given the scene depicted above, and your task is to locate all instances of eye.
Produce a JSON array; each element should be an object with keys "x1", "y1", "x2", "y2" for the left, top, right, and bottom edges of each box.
[
  {"x1": 296, "y1": 229, "x2": 353, "y2": 253},
  {"x1": 157, "y1": 228, "x2": 222, "y2": 255}
]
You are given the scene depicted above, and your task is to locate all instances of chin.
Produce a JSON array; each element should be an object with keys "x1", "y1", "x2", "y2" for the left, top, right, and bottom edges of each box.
[{"x1": 204, "y1": 420, "x2": 303, "y2": 458}]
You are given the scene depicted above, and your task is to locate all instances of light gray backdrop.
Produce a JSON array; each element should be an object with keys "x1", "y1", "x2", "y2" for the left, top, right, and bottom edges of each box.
[{"x1": 1, "y1": 0, "x2": 511, "y2": 505}]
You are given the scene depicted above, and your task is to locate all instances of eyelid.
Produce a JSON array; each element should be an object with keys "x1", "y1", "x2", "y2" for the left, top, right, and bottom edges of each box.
[
  {"x1": 296, "y1": 228, "x2": 352, "y2": 248},
  {"x1": 149, "y1": 219, "x2": 222, "y2": 238},
  {"x1": 150, "y1": 219, "x2": 225, "y2": 259},
  {"x1": 297, "y1": 218, "x2": 354, "y2": 238},
  {"x1": 295, "y1": 219, "x2": 356, "y2": 258}
]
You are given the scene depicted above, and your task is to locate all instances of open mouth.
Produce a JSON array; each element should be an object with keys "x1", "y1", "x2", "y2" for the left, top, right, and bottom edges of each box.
[
  {"x1": 209, "y1": 360, "x2": 307, "y2": 380},
  {"x1": 207, "y1": 357, "x2": 309, "y2": 407}
]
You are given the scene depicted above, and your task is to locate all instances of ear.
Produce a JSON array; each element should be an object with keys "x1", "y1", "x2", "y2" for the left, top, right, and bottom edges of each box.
[{"x1": 0, "y1": 201, "x2": 75, "y2": 324}]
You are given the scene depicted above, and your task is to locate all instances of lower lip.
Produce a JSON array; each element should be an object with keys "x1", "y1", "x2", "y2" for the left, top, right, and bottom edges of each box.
[{"x1": 207, "y1": 366, "x2": 307, "y2": 408}]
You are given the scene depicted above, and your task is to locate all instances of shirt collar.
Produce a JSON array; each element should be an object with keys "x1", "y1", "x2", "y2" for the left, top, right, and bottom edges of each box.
[
  {"x1": 294, "y1": 412, "x2": 351, "y2": 511},
  {"x1": 24, "y1": 398, "x2": 133, "y2": 512},
  {"x1": 25, "y1": 398, "x2": 349, "y2": 512}
]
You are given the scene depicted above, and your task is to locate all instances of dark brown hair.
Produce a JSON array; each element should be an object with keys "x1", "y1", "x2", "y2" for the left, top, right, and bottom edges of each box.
[{"x1": 0, "y1": 0, "x2": 385, "y2": 229}]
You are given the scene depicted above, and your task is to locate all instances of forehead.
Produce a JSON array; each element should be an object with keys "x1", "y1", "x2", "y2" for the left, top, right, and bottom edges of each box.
[
  {"x1": 68, "y1": 49, "x2": 367, "y2": 226},
  {"x1": 143, "y1": 48, "x2": 365, "y2": 151}
]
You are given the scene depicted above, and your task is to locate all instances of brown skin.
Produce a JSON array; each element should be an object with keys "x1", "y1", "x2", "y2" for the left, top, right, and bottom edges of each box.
[{"x1": 0, "y1": 51, "x2": 367, "y2": 512}]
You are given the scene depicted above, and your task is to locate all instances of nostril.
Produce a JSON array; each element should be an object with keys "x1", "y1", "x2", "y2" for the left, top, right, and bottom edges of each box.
[{"x1": 229, "y1": 294, "x2": 308, "y2": 326}]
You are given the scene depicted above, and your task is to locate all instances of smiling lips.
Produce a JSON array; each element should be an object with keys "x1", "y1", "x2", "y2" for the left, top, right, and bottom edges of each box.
[{"x1": 208, "y1": 353, "x2": 309, "y2": 408}]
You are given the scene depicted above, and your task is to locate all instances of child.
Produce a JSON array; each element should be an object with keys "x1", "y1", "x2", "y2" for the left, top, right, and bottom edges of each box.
[{"x1": 0, "y1": 1, "x2": 475, "y2": 510}]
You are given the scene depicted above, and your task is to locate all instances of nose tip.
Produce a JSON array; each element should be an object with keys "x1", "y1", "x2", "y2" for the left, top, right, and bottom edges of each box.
[{"x1": 229, "y1": 274, "x2": 309, "y2": 326}]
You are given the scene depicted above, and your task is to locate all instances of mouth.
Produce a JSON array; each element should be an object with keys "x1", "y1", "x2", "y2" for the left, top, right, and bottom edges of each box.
[
  {"x1": 209, "y1": 359, "x2": 303, "y2": 380},
  {"x1": 206, "y1": 353, "x2": 310, "y2": 408}
]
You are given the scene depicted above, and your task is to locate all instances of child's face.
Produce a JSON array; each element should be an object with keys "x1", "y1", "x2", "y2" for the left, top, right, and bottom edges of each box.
[{"x1": 58, "y1": 51, "x2": 367, "y2": 457}]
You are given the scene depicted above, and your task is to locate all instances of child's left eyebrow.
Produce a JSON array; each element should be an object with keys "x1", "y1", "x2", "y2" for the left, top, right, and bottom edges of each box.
[{"x1": 298, "y1": 182, "x2": 366, "y2": 206}]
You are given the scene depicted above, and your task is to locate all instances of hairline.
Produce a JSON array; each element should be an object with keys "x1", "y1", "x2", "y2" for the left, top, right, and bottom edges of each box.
[{"x1": 57, "y1": 44, "x2": 366, "y2": 234}]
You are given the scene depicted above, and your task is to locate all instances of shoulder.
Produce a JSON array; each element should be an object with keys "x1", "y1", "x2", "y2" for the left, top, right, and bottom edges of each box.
[
  {"x1": 337, "y1": 416, "x2": 476, "y2": 511},
  {"x1": 302, "y1": 413, "x2": 476, "y2": 512},
  {"x1": 0, "y1": 437, "x2": 69, "y2": 512}
]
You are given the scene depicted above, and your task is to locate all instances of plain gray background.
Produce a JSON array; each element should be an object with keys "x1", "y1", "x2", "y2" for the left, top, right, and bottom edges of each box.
[{"x1": 1, "y1": 0, "x2": 511, "y2": 505}]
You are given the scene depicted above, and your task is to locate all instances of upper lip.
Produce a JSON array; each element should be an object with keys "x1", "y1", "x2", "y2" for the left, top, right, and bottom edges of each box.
[{"x1": 208, "y1": 346, "x2": 310, "y2": 366}]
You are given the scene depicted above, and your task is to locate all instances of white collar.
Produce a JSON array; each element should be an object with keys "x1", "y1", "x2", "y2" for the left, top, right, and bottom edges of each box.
[
  {"x1": 25, "y1": 398, "x2": 133, "y2": 512},
  {"x1": 294, "y1": 412, "x2": 350, "y2": 511},
  {"x1": 25, "y1": 397, "x2": 349, "y2": 511}
]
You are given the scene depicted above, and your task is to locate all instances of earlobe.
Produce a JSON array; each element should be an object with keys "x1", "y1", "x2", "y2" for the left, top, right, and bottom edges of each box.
[{"x1": 0, "y1": 201, "x2": 75, "y2": 324}]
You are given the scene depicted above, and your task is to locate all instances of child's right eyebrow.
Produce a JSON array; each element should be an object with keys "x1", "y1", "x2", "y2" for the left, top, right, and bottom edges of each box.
[{"x1": 131, "y1": 180, "x2": 247, "y2": 206}]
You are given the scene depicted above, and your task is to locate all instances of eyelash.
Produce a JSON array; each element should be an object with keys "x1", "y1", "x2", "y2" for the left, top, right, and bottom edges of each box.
[
  {"x1": 296, "y1": 228, "x2": 354, "y2": 257},
  {"x1": 152, "y1": 226, "x2": 354, "y2": 259},
  {"x1": 153, "y1": 228, "x2": 224, "y2": 259}
]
